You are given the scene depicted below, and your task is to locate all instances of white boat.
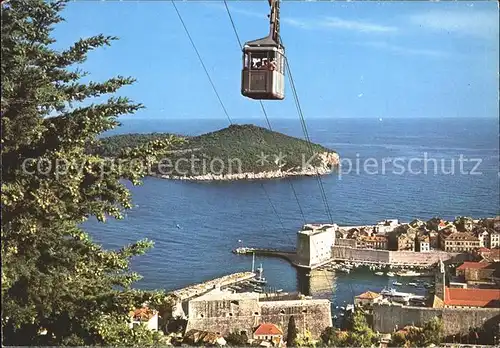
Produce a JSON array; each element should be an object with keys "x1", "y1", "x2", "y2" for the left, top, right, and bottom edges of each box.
[
  {"x1": 251, "y1": 263, "x2": 267, "y2": 285},
  {"x1": 392, "y1": 281, "x2": 402, "y2": 286},
  {"x1": 397, "y1": 270, "x2": 421, "y2": 277},
  {"x1": 408, "y1": 282, "x2": 418, "y2": 287},
  {"x1": 387, "y1": 272, "x2": 395, "y2": 277},
  {"x1": 233, "y1": 247, "x2": 252, "y2": 254},
  {"x1": 340, "y1": 306, "x2": 345, "y2": 310},
  {"x1": 375, "y1": 271, "x2": 384, "y2": 276}
]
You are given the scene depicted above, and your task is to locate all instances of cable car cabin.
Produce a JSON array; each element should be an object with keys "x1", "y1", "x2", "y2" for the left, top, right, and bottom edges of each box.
[{"x1": 241, "y1": 36, "x2": 285, "y2": 100}]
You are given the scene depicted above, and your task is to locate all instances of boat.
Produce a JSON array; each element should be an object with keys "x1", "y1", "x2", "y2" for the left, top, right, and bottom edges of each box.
[
  {"x1": 233, "y1": 246, "x2": 253, "y2": 254},
  {"x1": 375, "y1": 271, "x2": 384, "y2": 276},
  {"x1": 408, "y1": 282, "x2": 418, "y2": 287},
  {"x1": 392, "y1": 281, "x2": 402, "y2": 286},
  {"x1": 333, "y1": 315, "x2": 338, "y2": 319},
  {"x1": 397, "y1": 270, "x2": 421, "y2": 277},
  {"x1": 251, "y1": 262, "x2": 268, "y2": 285},
  {"x1": 340, "y1": 306, "x2": 345, "y2": 310},
  {"x1": 381, "y1": 288, "x2": 411, "y2": 298},
  {"x1": 386, "y1": 272, "x2": 395, "y2": 277}
]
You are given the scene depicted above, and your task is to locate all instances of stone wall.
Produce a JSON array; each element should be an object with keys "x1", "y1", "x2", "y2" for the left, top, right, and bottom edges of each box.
[
  {"x1": 332, "y1": 246, "x2": 471, "y2": 265},
  {"x1": 373, "y1": 304, "x2": 500, "y2": 335},
  {"x1": 186, "y1": 298, "x2": 332, "y2": 339},
  {"x1": 335, "y1": 238, "x2": 357, "y2": 248},
  {"x1": 332, "y1": 246, "x2": 390, "y2": 263}
]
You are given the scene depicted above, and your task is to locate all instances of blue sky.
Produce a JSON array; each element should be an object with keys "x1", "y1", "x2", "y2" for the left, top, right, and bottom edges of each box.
[{"x1": 53, "y1": 1, "x2": 499, "y2": 119}]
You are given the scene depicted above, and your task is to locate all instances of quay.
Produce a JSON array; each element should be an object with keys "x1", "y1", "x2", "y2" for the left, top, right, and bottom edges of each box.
[
  {"x1": 171, "y1": 272, "x2": 256, "y2": 301},
  {"x1": 233, "y1": 247, "x2": 296, "y2": 262}
]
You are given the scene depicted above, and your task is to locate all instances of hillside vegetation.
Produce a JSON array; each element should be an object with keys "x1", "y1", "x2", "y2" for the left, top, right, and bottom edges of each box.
[{"x1": 89, "y1": 124, "x2": 338, "y2": 177}]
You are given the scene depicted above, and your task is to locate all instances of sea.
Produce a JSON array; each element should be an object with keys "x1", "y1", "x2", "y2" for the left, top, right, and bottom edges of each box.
[{"x1": 83, "y1": 116, "x2": 499, "y2": 311}]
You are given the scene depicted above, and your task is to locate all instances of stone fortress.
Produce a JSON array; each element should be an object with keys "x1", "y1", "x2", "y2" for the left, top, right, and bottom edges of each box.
[{"x1": 185, "y1": 289, "x2": 332, "y2": 339}]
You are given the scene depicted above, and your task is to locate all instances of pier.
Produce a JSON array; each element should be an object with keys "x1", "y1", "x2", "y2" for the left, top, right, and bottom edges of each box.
[
  {"x1": 172, "y1": 272, "x2": 256, "y2": 301},
  {"x1": 233, "y1": 247, "x2": 297, "y2": 263}
]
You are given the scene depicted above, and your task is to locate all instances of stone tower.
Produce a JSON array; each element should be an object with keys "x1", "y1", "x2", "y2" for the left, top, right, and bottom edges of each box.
[{"x1": 434, "y1": 258, "x2": 446, "y2": 301}]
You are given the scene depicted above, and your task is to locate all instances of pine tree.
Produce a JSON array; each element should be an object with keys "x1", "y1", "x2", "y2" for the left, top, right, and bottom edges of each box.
[
  {"x1": 1, "y1": 0, "x2": 179, "y2": 345},
  {"x1": 286, "y1": 315, "x2": 298, "y2": 346}
]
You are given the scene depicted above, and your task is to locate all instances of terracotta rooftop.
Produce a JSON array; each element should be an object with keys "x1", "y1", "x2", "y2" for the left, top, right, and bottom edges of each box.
[
  {"x1": 254, "y1": 323, "x2": 283, "y2": 336},
  {"x1": 456, "y1": 262, "x2": 492, "y2": 270},
  {"x1": 359, "y1": 235, "x2": 387, "y2": 242},
  {"x1": 444, "y1": 287, "x2": 500, "y2": 308},
  {"x1": 356, "y1": 291, "x2": 381, "y2": 299},
  {"x1": 129, "y1": 307, "x2": 157, "y2": 321},
  {"x1": 445, "y1": 232, "x2": 479, "y2": 241}
]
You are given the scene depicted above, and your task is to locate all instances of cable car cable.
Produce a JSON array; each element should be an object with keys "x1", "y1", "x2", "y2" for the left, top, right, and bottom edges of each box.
[
  {"x1": 170, "y1": 0, "x2": 292, "y2": 239},
  {"x1": 282, "y1": 45, "x2": 356, "y2": 302},
  {"x1": 223, "y1": 0, "x2": 306, "y2": 224},
  {"x1": 170, "y1": 0, "x2": 232, "y2": 126},
  {"x1": 284, "y1": 54, "x2": 334, "y2": 223}
]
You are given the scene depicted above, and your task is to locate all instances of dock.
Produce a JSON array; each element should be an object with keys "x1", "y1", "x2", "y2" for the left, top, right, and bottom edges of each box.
[
  {"x1": 172, "y1": 272, "x2": 256, "y2": 301},
  {"x1": 233, "y1": 247, "x2": 297, "y2": 263}
]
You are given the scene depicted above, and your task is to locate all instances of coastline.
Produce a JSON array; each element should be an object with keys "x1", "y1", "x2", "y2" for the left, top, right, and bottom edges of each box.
[{"x1": 156, "y1": 151, "x2": 340, "y2": 182}]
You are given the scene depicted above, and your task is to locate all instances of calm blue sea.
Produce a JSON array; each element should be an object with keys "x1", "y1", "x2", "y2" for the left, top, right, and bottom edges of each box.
[{"x1": 83, "y1": 117, "x2": 499, "y2": 308}]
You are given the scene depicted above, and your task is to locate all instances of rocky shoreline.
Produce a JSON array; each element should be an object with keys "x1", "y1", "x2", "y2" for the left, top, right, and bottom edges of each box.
[{"x1": 158, "y1": 152, "x2": 340, "y2": 181}]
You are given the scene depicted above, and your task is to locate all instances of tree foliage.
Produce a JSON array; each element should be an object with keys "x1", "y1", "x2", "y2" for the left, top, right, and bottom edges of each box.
[
  {"x1": 286, "y1": 315, "x2": 298, "y2": 346},
  {"x1": 225, "y1": 331, "x2": 249, "y2": 346},
  {"x1": 336, "y1": 310, "x2": 376, "y2": 347},
  {"x1": 294, "y1": 329, "x2": 316, "y2": 347},
  {"x1": 390, "y1": 317, "x2": 444, "y2": 348},
  {"x1": 1, "y1": 0, "x2": 178, "y2": 345}
]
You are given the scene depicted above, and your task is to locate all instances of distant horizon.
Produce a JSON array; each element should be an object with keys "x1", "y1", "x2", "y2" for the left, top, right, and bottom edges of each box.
[{"x1": 116, "y1": 114, "x2": 499, "y2": 120}]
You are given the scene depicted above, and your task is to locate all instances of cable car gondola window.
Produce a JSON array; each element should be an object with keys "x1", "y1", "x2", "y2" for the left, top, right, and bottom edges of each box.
[
  {"x1": 243, "y1": 52, "x2": 249, "y2": 69},
  {"x1": 250, "y1": 52, "x2": 269, "y2": 70}
]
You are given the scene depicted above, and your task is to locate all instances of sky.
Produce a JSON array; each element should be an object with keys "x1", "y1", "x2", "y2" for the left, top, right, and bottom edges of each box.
[{"x1": 52, "y1": 0, "x2": 499, "y2": 120}]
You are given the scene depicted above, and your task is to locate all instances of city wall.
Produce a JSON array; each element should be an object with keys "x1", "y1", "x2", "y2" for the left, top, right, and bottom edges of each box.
[
  {"x1": 332, "y1": 246, "x2": 390, "y2": 263},
  {"x1": 186, "y1": 298, "x2": 332, "y2": 339},
  {"x1": 332, "y1": 246, "x2": 471, "y2": 265},
  {"x1": 373, "y1": 304, "x2": 500, "y2": 335}
]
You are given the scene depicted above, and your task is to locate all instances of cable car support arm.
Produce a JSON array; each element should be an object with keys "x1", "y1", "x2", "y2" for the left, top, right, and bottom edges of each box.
[{"x1": 268, "y1": 0, "x2": 281, "y2": 44}]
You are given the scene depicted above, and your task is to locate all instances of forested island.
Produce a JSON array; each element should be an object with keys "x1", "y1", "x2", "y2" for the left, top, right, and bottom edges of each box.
[{"x1": 89, "y1": 124, "x2": 340, "y2": 181}]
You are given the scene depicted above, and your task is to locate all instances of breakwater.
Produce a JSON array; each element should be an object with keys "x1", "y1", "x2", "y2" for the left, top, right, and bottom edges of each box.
[{"x1": 171, "y1": 272, "x2": 256, "y2": 301}]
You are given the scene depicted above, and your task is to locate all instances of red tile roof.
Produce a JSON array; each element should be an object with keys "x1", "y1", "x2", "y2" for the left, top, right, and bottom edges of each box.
[
  {"x1": 445, "y1": 232, "x2": 479, "y2": 241},
  {"x1": 444, "y1": 288, "x2": 500, "y2": 308},
  {"x1": 356, "y1": 291, "x2": 381, "y2": 300},
  {"x1": 254, "y1": 323, "x2": 283, "y2": 336},
  {"x1": 456, "y1": 262, "x2": 492, "y2": 270},
  {"x1": 129, "y1": 307, "x2": 157, "y2": 321}
]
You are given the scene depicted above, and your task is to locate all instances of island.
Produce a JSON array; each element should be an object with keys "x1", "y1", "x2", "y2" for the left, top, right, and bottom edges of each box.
[{"x1": 89, "y1": 124, "x2": 340, "y2": 181}]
